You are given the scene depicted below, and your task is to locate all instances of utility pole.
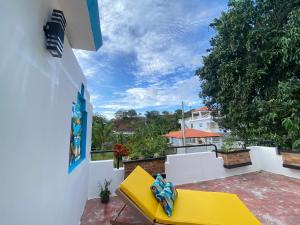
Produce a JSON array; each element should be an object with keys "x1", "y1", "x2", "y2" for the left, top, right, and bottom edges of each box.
[{"x1": 181, "y1": 101, "x2": 186, "y2": 147}]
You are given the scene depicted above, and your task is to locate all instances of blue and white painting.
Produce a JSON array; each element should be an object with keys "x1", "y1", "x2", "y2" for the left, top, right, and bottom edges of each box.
[
  {"x1": 69, "y1": 86, "x2": 86, "y2": 171},
  {"x1": 69, "y1": 102, "x2": 82, "y2": 165}
]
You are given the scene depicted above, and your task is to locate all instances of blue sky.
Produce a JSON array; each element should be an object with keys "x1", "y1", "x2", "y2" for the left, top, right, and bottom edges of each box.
[{"x1": 74, "y1": 0, "x2": 228, "y2": 119}]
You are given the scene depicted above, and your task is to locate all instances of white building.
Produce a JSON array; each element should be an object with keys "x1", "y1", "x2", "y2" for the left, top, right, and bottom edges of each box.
[
  {"x1": 179, "y1": 106, "x2": 224, "y2": 133},
  {"x1": 171, "y1": 106, "x2": 226, "y2": 149}
]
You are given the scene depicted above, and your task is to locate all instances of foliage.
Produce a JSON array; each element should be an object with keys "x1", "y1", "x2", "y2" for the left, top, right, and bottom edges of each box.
[
  {"x1": 113, "y1": 144, "x2": 129, "y2": 157},
  {"x1": 221, "y1": 135, "x2": 236, "y2": 152},
  {"x1": 112, "y1": 132, "x2": 130, "y2": 145},
  {"x1": 92, "y1": 114, "x2": 113, "y2": 150},
  {"x1": 261, "y1": 79, "x2": 300, "y2": 150},
  {"x1": 196, "y1": 0, "x2": 300, "y2": 146},
  {"x1": 92, "y1": 108, "x2": 194, "y2": 158},
  {"x1": 221, "y1": 134, "x2": 244, "y2": 152},
  {"x1": 127, "y1": 123, "x2": 169, "y2": 159},
  {"x1": 115, "y1": 109, "x2": 138, "y2": 119},
  {"x1": 145, "y1": 110, "x2": 181, "y2": 133},
  {"x1": 99, "y1": 179, "x2": 111, "y2": 202}
]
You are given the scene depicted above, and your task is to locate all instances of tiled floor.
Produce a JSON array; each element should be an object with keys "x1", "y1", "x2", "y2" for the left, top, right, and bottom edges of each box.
[{"x1": 80, "y1": 171, "x2": 300, "y2": 225}]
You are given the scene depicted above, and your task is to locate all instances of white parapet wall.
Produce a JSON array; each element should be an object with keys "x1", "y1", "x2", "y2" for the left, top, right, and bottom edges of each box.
[
  {"x1": 250, "y1": 146, "x2": 300, "y2": 179},
  {"x1": 86, "y1": 146, "x2": 300, "y2": 201},
  {"x1": 88, "y1": 160, "x2": 124, "y2": 199},
  {"x1": 165, "y1": 146, "x2": 300, "y2": 185}
]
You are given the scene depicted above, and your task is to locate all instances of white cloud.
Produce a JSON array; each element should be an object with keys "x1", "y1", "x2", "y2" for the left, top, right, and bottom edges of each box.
[
  {"x1": 97, "y1": 76, "x2": 201, "y2": 111},
  {"x1": 99, "y1": 0, "x2": 221, "y2": 81},
  {"x1": 73, "y1": 0, "x2": 226, "y2": 117},
  {"x1": 75, "y1": 0, "x2": 224, "y2": 81},
  {"x1": 90, "y1": 94, "x2": 100, "y2": 104}
]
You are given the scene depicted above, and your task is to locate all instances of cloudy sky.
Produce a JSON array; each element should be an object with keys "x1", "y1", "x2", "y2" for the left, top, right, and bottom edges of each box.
[{"x1": 74, "y1": 0, "x2": 228, "y2": 119}]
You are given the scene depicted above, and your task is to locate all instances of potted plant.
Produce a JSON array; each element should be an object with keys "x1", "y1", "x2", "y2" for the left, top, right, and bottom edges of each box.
[
  {"x1": 122, "y1": 126, "x2": 168, "y2": 178},
  {"x1": 99, "y1": 179, "x2": 112, "y2": 204},
  {"x1": 279, "y1": 118, "x2": 300, "y2": 170},
  {"x1": 218, "y1": 136, "x2": 252, "y2": 169}
]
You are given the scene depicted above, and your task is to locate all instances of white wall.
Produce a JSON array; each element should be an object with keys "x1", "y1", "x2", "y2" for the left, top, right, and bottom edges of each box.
[
  {"x1": 0, "y1": 1, "x2": 92, "y2": 225},
  {"x1": 88, "y1": 161, "x2": 124, "y2": 199},
  {"x1": 165, "y1": 147, "x2": 300, "y2": 185},
  {"x1": 250, "y1": 146, "x2": 300, "y2": 179}
]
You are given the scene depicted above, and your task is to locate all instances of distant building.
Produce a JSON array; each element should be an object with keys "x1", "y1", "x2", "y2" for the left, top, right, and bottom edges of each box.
[
  {"x1": 166, "y1": 106, "x2": 226, "y2": 149},
  {"x1": 179, "y1": 106, "x2": 223, "y2": 133},
  {"x1": 164, "y1": 128, "x2": 223, "y2": 149}
]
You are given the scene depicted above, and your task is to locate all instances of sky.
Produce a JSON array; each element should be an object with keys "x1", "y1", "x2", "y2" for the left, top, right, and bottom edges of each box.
[{"x1": 74, "y1": 0, "x2": 228, "y2": 119}]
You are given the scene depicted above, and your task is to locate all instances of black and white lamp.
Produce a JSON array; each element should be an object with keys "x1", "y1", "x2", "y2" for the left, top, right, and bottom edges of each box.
[{"x1": 43, "y1": 9, "x2": 66, "y2": 58}]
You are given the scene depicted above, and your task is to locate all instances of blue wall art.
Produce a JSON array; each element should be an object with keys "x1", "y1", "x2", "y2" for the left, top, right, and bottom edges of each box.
[{"x1": 69, "y1": 85, "x2": 87, "y2": 173}]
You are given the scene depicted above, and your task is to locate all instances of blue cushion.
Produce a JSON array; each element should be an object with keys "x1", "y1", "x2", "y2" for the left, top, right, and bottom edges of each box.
[
  {"x1": 150, "y1": 174, "x2": 166, "y2": 201},
  {"x1": 156, "y1": 182, "x2": 177, "y2": 217}
]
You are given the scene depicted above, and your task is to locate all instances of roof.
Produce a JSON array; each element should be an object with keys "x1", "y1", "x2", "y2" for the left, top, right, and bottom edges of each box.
[
  {"x1": 59, "y1": 0, "x2": 102, "y2": 51},
  {"x1": 164, "y1": 128, "x2": 223, "y2": 139},
  {"x1": 193, "y1": 106, "x2": 209, "y2": 112}
]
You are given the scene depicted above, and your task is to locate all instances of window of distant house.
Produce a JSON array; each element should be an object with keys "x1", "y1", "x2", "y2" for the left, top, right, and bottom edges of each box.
[
  {"x1": 212, "y1": 137, "x2": 220, "y2": 142},
  {"x1": 68, "y1": 85, "x2": 87, "y2": 173},
  {"x1": 201, "y1": 112, "x2": 209, "y2": 118},
  {"x1": 193, "y1": 112, "x2": 199, "y2": 118},
  {"x1": 209, "y1": 122, "x2": 217, "y2": 129},
  {"x1": 199, "y1": 123, "x2": 203, "y2": 127},
  {"x1": 191, "y1": 123, "x2": 193, "y2": 128},
  {"x1": 187, "y1": 138, "x2": 195, "y2": 144}
]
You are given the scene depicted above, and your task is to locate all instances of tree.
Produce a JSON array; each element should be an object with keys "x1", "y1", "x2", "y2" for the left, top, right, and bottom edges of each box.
[
  {"x1": 145, "y1": 110, "x2": 160, "y2": 119},
  {"x1": 127, "y1": 123, "x2": 169, "y2": 159},
  {"x1": 92, "y1": 114, "x2": 113, "y2": 150},
  {"x1": 115, "y1": 109, "x2": 138, "y2": 119},
  {"x1": 196, "y1": 0, "x2": 300, "y2": 143},
  {"x1": 115, "y1": 109, "x2": 126, "y2": 119},
  {"x1": 162, "y1": 111, "x2": 170, "y2": 116},
  {"x1": 127, "y1": 109, "x2": 137, "y2": 118}
]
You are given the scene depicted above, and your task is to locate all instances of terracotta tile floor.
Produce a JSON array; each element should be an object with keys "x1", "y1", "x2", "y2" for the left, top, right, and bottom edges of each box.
[{"x1": 80, "y1": 171, "x2": 300, "y2": 225}]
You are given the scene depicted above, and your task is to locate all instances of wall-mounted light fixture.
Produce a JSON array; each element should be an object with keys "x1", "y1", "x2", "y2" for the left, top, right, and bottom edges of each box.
[{"x1": 43, "y1": 9, "x2": 66, "y2": 58}]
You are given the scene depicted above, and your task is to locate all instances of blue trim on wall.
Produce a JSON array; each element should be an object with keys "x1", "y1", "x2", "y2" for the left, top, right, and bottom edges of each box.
[
  {"x1": 86, "y1": 0, "x2": 103, "y2": 50},
  {"x1": 68, "y1": 84, "x2": 88, "y2": 174}
]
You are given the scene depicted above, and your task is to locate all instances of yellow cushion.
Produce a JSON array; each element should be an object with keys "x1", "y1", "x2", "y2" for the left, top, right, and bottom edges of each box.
[
  {"x1": 155, "y1": 189, "x2": 261, "y2": 225},
  {"x1": 119, "y1": 166, "x2": 159, "y2": 221}
]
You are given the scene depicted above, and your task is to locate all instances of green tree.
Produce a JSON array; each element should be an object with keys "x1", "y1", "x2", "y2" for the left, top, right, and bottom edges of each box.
[
  {"x1": 145, "y1": 110, "x2": 160, "y2": 119},
  {"x1": 115, "y1": 109, "x2": 126, "y2": 119},
  {"x1": 127, "y1": 109, "x2": 138, "y2": 118},
  {"x1": 196, "y1": 0, "x2": 300, "y2": 144},
  {"x1": 127, "y1": 123, "x2": 169, "y2": 159},
  {"x1": 92, "y1": 114, "x2": 113, "y2": 150}
]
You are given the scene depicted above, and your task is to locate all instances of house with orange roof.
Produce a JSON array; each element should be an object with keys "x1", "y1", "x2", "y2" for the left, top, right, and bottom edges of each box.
[{"x1": 168, "y1": 106, "x2": 226, "y2": 148}]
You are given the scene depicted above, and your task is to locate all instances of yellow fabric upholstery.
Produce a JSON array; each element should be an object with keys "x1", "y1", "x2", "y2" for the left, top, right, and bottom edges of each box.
[
  {"x1": 120, "y1": 166, "x2": 261, "y2": 225},
  {"x1": 155, "y1": 189, "x2": 261, "y2": 225},
  {"x1": 119, "y1": 166, "x2": 159, "y2": 221}
]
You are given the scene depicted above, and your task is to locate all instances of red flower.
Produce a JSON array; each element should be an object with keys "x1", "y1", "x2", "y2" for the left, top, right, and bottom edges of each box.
[{"x1": 114, "y1": 144, "x2": 129, "y2": 157}]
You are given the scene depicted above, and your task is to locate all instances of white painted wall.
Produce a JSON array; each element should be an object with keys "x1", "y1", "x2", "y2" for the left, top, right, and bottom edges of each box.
[
  {"x1": 86, "y1": 146, "x2": 300, "y2": 202},
  {"x1": 250, "y1": 146, "x2": 300, "y2": 179},
  {"x1": 165, "y1": 147, "x2": 300, "y2": 185},
  {"x1": 0, "y1": 1, "x2": 93, "y2": 225},
  {"x1": 88, "y1": 161, "x2": 124, "y2": 199}
]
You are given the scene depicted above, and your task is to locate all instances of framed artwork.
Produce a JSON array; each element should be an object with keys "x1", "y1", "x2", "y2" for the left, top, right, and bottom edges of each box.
[{"x1": 69, "y1": 85, "x2": 87, "y2": 173}]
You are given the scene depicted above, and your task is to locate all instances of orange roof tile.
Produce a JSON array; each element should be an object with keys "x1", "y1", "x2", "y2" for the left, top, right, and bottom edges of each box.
[
  {"x1": 193, "y1": 106, "x2": 209, "y2": 112},
  {"x1": 164, "y1": 128, "x2": 223, "y2": 139}
]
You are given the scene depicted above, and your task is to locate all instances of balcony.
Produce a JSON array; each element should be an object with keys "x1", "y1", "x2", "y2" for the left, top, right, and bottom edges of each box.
[{"x1": 81, "y1": 146, "x2": 300, "y2": 225}]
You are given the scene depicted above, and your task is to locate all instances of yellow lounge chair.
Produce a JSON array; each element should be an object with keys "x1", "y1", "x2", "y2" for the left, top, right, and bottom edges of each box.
[{"x1": 111, "y1": 166, "x2": 261, "y2": 225}]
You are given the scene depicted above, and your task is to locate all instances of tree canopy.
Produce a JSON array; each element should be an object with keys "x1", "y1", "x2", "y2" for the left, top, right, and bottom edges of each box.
[
  {"x1": 115, "y1": 109, "x2": 138, "y2": 119},
  {"x1": 197, "y1": 0, "x2": 300, "y2": 148},
  {"x1": 91, "y1": 114, "x2": 113, "y2": 150}
]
